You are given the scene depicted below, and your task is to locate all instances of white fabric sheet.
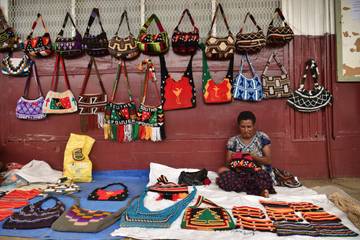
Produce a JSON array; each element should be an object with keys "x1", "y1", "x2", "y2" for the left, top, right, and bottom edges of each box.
[{"x1": 111, "y1": 163, "x2": 360, "y2": 240}]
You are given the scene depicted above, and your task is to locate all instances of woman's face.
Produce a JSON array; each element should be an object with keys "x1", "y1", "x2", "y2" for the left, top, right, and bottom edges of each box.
[{"x1": 239, "y1": 119, "x2": 255, "y2": 139}]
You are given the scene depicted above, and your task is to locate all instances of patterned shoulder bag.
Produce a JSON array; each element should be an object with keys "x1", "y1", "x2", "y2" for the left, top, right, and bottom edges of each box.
[
  {"x1": 108, "y1": 10, "x2": 139, "y2": 60},
  {"x1": 16, "y1": 61, "x2": 46, "y2": 120},
  {"x1": 233, "y1": 54, "x2": 263, "y2": 101},
  {"x1": 171, "y1": 9, "x2": 199, "y2": 55},
  {"x1": 136, "y1": 59, "x2": 165, "y2": 141},
  {"x1": 78, "y1": 57, "x2": 108, "y2": 132},
  {"x1": 103, "y1": 60, "x2": 137, "y2": 142},
  {"x1": 236, "y1": 12, "x2": 266, "y2": 54},
  {"x1": 0, "y1": 8, "x2": 21, "y2": 52},
  {"x1": 24, "y1": 13, "x2": 53, "y2": 57},
  {"x1": 159, "y1": 54, "x2": 196, "y2": 110},
  {"x1": 137, "y1": 14, "x2": 169, "y2": 55},
  {"x1": 205, "y1": 3, "x2": 235, "y2": 60},
  {"x1": 266, "y1": 8, "x2": 294, "y2": 46},
  {"x1": 88, "y1": 183, "x2": 128, "y2": 201},
  {"x1": 83, "y1": 8, "x2": 109, "y2": 57},
  {"x1": 42, "y1": 54, "x2": 78, "y2": 114},
  {"x1": 200, "y1": 43, "x2": 233, "y2": 104},
  {"x1": 55, "y1": 12, "x2": 84, "y2": 59},
  {"x1": 262, "y1": 52, "x2": 291, "y2": 99},
  {"x1": 181, "y1": 195, "x2": 235, "y2": 230},
  {"x1": 287, "y1": 59, "x2": 332, "y2": 112},
  {"x1": 1, "y1": 53, "x2": 31, "y2": 77}
]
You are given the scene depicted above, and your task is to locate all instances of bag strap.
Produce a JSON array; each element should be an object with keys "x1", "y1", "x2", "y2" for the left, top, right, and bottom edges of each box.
[
  {"x1": 27, "y1": 13, "x2": 49, "y2": 39},
  {"x1": 110, "y1": 60, "x2": 133, "y2": 102},
  {"x1": 51, "y1": 54, "x2": 71, "y2": 91},
  {"x1": 80, "y1": 57, "x2": 106, "y2": 95},
  {"x1": 209, "y1": 3, "x2": 231, "y2": 35},
  {"x1": 85, "y1": 8, "x2": 106, "y2": 35},
  {"x1": 300, "y1": 59, "x2": 320, "y2": 89},
  {"x1": 193, "y1": 195, "x2": 220, "y2": 208},
  {"x1": 269, "y1": 8, "x2": 289, "y2": 27},
  {"x1": 140, "y1": 14, "x2": 165, "y2": 34},
  {"x1": 175, "y1": 9, "x2": 198, "y2": 32},
  {"x1": 23, "y1": 61, "x2": 44, "y2": 98},
  {"x1": 262, "y1": 52, "x2": 288, "y2": 76},
  {"x1": 240, "y1": 53, "x2": 256, "y2": 76},
  {"x1": 140, "y1": 59, "x2": 161, "y2": 104},
  {"x1": 115, "y1": 10, "x2": 132, "y2": 35},
  {"x1": 160, "y1": 54, "x2": 194, "y2": 80},
  {"x1": 239, "y1": 12, "x2": 262, "y2": 34},
  {"x1": 99, "y1": 182, "x2": 128, "y2": 191},
  {"x1": 0, "y1": 8, "x2": 10, "y2": 30},
  {"x1": 58, "y1": 12, "x2": 80, "y2": 37},
  {"x1": 33, "y1": 196, "x2": 62, "y2": 209}
]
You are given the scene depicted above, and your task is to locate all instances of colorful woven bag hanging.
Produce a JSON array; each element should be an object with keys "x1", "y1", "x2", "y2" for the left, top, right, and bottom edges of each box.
[
  {"x1": 108, "y1": 10, "x2": 140, "y2": 60},
  {"x1": 136, "y1": 59, "x2": 166, "y2": 141},
  {"x1": 24, "y1": 13, "x2": 53, "y2": 57},
  {"x1": 1, "y1": 53, "x2": 31, "y2": 77},
  {"x1": 266, "y1": 8, "x2": 294, "y2": 46},
  {"x1": 205, "y1": 3, "x2": 235, "y2": 60},
  {"x1": 262, "y1": 52, "x2": 291, "y2": 99},
  {"x1": 42, "y1": 54, "x2": 78, "y2": 114},
  {"x1": 103, "y1": 60, "x2": 137, "y2": 142},
  {"x1": 78, "y1": 57, "x2": 108, "y2": 132},
  {"x1": 171, "y1": 9, "x2": 199, "y2": 55},
  {"x1": 16, "y1": 61, "x2": 47, "y2": 120},
  {"x1": 159, "y1": 54, "x2": 196, "y2": 110},
  {"x1": 137, "y1": 14, "x2": 169, "y2": 55},
  {"x1": 200, "y1": 43, "x2": 233, "y2": 104},
  {"x1": 232, "y1": 54, "x2": 263, "y2": 101},
  {"x1": 181, "y1": 195, "x2": 235, "y2": 231},
  {"x1": 0, "y1": 8, "x2": 21, "y2": 52},
  {"x1": 120, "y1": 187, "x2": 196, "y2": 228}
]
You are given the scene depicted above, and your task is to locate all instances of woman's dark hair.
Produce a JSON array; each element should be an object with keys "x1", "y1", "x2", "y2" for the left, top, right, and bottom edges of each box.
[{"x1": 237, "y1": 111, "x2": 256, "y2": 125}]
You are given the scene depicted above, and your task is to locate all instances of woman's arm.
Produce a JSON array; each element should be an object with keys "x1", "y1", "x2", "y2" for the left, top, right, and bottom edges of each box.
[{"x1": 251, "y1": 144, "x2": 272, "y2": 165}]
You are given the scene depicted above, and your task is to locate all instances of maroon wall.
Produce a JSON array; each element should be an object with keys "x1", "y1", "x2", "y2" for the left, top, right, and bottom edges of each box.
[{"x1": 1, "y1": 34, "x2": 359, "y2": 179}]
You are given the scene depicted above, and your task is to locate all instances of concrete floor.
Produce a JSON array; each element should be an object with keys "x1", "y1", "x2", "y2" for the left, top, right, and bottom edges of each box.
[{"x1": 1, "y1": 178, "x2": 360, "y2": 240}]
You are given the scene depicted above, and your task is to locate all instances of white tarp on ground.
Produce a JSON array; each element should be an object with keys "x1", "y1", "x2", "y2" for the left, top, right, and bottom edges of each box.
[{"x1": 111, "y1": 163, "x2": 360, "y2": 240}]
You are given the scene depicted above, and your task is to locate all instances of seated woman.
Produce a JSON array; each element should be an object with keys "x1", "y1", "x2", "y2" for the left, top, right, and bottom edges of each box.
[{"x1": 216, "y1": 111, "x2": 276, "y2": 197}]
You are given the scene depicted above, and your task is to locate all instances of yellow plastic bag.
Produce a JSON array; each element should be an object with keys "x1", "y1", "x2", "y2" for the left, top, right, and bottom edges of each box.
[{"x1": 63, "y1": 133, "x2": 95, "y2": 182}]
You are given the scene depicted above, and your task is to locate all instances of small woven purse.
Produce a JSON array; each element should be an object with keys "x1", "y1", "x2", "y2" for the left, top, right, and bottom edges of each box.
[
  {"x1": 83, "y1": 8, "x2": 109, "y2": 57},
  {"x1": 266, "y1": 8, "x2": 294, "y2": 46},
  {"x1": 171, "y1": 9, "x2": 199, "y2": 55},
  {"x1": 1, "y1": 54, "x2": 31, "y2": 77},
  {"x1": 55, "y1": 12, "x2": 84, "y2": 59},
  {"x1": 108, "y1": 10, "x2": 140, "y2": 60},
  {"x1": 42, "y1": 54, "x2": 78, "y2": 114},
  {"x1": 137, "y1": 14, "x2": 169, "y2": 55},
  {"x1": 205, "y1": 3, "x2": 235, "y2": 60},
  {"x1": 88, "y1": 183, "x2": 128, "y2": 201},
  {"x1": 24, "y1": 13, "x2": 52, "y2": 57},
  {"x1": 16, "y1": 61, "x2": 46, "y2": 120},
  {"x1": 287, "y1": 59, "x2": 333, "y2": 112},
  {"x1": 262, "y1": 52, "x2": 291, "y2": 99},
  {"x1": 236, "y1": 12, "x2": 266, "y2": 54},
  {"x1": 78, "y1": 57, "x2": 108, "y2": 132},
  {"x1": 233, "y1": 54, "x2": 263, "y2": 101}
]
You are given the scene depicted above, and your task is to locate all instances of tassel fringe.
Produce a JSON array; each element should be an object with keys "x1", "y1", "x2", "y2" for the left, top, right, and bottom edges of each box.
[{"x1": 103, "y1": 123, "x2": 165, "y2": 142}]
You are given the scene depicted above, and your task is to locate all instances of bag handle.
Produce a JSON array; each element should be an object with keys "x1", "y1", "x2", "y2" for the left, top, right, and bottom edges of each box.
[
  {"x1": 23, "y1": 61, "x2": 44, "y2": 98},
  {"x1": 193, "y1": 195, "x2": 220, "y2": 208},
  {"x1": 85, "y1": 8, "x2": 106, "y2": 35},
  {"x1": 33, "y1": 196, "x2": 63, "y2": 210},
  {"x1": 80, "y1": 57, "x2": 106, "y2": 95},
  {"x1": 239, "y1": 12, "x2": 262, "y2": 34},
  {"x1": 300, "y1": 59, "x2": 320, "y2": 89},
  {"x1": 27, "y1": 13, "x2": 49, "y2": 39},
  {"x1": 98, "y1": 182, "x2": 128, "y2": 191},
  {"x1": 175, "y1": 9, "x2": 198, "y2": 33},
  {"x1": 140, "y1": 14, "x2": 165, "y2": 34},
  {"x1": 160, "y1": 54, "x2": 194, "y2": 80},
  {"x1": 51, "y1": 54, "x2": 71, "y2": 91},
  {"x1": 58, "y1": 12, "x2": 80, "y2": 37},
  {"x1": 115, "y1": 10, "x2": 132, "y2": 36},
  {"x1": 262, "y1": 52, "x2": 288, "y2": 76},
  {"x1": 209, "y1": 3, "x2": 232, "y2": 35},
  {"x1": 269, "y1": 8, "x2": 289, "y2": 27},
  {"x1": 0, "y1": 8, "x2": 10, "y2": 30},
  {"x1": 110, "y1": 60, "x2": 133, "y2": 102},
  {"x1": 240, "y1": 53, "x2": 256, "y2": 76},
  {"x1": 140, "y1": 59, "x2": 161, "y2": 105}
]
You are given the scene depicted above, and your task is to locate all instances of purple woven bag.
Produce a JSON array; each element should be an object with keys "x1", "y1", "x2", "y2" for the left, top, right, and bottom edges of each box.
[{"x1": 16, "y1": 61, "x2": 47, "y2": 120}]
